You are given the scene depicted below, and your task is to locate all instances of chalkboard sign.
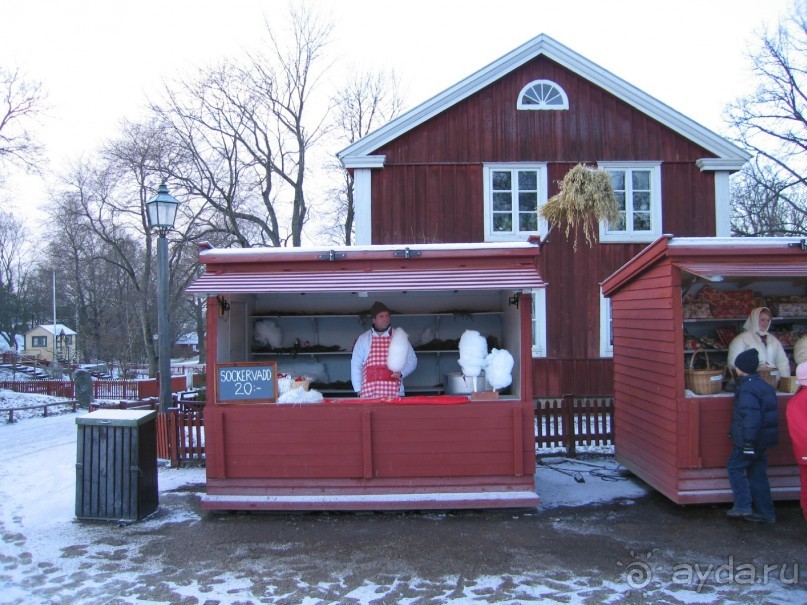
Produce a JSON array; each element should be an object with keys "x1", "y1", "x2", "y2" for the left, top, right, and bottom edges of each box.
[{"x1": 216, "y1": 362, "x2": 278, "y2": 403}]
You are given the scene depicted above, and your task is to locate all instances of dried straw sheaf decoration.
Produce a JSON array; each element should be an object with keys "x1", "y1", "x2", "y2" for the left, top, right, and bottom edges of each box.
[{"x1": 540, "y1": 164, "x2": 619, "y2": 250}]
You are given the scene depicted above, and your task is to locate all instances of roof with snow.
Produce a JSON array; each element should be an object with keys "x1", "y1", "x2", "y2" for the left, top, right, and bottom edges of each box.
[{"x1": 29, "y1": 324, "x2": 77, "y2": 336}]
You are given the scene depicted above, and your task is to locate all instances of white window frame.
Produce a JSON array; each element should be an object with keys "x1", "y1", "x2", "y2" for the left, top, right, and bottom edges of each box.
[
  {"x1": 483, "y1": 163, "x2": 548, "y2": 242},
  {"x1": 517, "y1": 80, "x2": 569, "y2": 110},
  {"x1": 598, "y1": 162, "x2": 662, "y2": 243},
  {"x1": 531, "y1": 288, "x2": 547, "y2": 358},
  {"x1": 599, "y1": 289, "x2": 613, "y2": 358}
]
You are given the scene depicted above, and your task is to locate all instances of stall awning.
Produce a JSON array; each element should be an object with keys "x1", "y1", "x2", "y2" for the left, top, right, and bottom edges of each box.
[
  {"x1": 676, "y1": 262, "x2": 807, "y2": 281},
  {"x1": 187, "y1": 266, "x2": 545, "y2": 294}
]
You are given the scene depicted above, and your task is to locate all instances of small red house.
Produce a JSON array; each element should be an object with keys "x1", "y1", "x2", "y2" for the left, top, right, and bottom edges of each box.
[
  {"x1": 602, "y1": 236, "x2": 805, "y2": 504},
  {"x1": 337, "y1": 33, "x2": 750, "y2": 398}
]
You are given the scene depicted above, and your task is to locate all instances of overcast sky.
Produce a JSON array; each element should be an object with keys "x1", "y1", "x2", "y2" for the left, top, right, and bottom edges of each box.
[{"x1": 0, "y1": 0, "x2": 796, "y2": 225}]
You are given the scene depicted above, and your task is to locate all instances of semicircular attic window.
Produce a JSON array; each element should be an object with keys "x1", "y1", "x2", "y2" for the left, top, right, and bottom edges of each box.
[{"x1": 517, "y1": 80, "x2": 569, "y2": 110}]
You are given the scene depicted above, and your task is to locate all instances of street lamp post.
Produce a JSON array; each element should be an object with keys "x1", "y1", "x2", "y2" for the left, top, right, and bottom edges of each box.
[{"x1": 146, "y1": 181, "x2": 180, "y2": 414}]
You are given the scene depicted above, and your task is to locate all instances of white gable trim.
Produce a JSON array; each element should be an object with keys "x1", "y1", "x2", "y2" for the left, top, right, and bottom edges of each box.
[
  {"x1": 342, "y1": 155, "x2": 386, "y2": 169},
  {"x1": 337, "y1": 34, "x2": 750, "y2": 165},
  {"x1": 354, "y1": 168, "x2": 373, "y2": 245}
]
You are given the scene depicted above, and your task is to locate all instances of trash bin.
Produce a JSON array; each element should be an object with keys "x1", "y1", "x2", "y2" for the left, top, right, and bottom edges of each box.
[{"x1": 75, "y1": 409, "x2": 159, "y2": 521}]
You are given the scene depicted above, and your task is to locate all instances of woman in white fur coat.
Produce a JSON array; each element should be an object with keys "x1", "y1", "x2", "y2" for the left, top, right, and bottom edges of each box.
[
  {"x1": 727, "y1": 306, "x2": 791, "y2": 377},
  {"x1": 794, "y1": 334, "x2": 807, "y2": 366}
]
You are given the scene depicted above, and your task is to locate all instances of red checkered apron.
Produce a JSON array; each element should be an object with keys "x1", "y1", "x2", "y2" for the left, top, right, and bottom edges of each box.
[{"x1": 361, "y1": 331, "x2": 399, "y2": 398}]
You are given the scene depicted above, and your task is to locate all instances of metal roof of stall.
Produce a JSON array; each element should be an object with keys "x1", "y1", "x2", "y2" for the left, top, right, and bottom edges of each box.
[
  {"x1": 187, "y1": 241, "x2": 545, "y2": 295},
  {"x1": 602, "y1": 235, "x2": 807, "y2": 296}
]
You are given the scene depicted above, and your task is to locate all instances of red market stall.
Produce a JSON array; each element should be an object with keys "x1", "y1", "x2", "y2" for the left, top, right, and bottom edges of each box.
[
  {"x1": 602, "y1": 235, "x2": 805, "y2": 505},
  {"x1": 187, "y1": 242, "x2": 543, "y2": 511}
]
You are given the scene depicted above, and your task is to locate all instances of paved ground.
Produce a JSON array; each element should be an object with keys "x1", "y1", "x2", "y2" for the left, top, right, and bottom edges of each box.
[{"x1": 2, "y1": 412, "x2": 806, "y2": 604}]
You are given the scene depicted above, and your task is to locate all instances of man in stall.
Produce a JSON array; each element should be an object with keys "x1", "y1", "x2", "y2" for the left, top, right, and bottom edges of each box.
[{"x1": 351, "y1": 301, "x2": 417, "y2": 398}]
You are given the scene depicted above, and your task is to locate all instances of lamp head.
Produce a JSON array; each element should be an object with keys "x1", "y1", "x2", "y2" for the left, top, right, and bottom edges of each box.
[{"x1": 146, "y1": 181, "x2": 180, "y2": 232}]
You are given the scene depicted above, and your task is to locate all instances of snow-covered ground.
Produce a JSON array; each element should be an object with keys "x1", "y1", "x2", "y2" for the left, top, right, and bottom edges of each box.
[{"x1": 1, "y1": 391, "x2": 805, "y2": 604}]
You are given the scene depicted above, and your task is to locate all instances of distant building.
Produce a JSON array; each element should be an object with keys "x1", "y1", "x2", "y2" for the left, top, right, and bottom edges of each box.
[
  {"x1": 24, "y1": 324, "x2": 78, "y2": 363},
  {"x1": 173, "y1": 332, "x2": 200, "y2": 358}
]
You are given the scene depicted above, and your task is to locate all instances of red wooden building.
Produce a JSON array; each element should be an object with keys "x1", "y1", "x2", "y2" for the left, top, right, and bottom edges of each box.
[
  {"x1": 602, "y1": 236, "x2": 805, "y2": 504},
  {"x1": 337, "y1": 33, "x2": 750, "y2": 397},
  {"x1": 187, "y1": 34, "x2": 758, "y2": 511}
]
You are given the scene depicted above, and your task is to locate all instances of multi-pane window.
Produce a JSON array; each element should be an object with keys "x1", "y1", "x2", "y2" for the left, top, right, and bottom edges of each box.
[
  {"x1": 598, "y1": 162, "x2": 661, "y2": 242},
  {"x1": 517, "y1": 80, "x2": 569, "y2": 110},
  {"x1": 31, "y1": 336, "x2": 47, "y2": 347},
  {"x1": 484, "y1": 164, "x2": 547, "y2": 241}
]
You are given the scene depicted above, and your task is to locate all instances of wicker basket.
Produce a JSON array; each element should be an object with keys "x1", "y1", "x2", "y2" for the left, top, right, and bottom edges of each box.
[
  {"x1": 778, "y1": 376, "x2": 799, "y2": 394},
  {"x1": 685, "y1": 350, "x2": 725, "y2": 395},
  {"x1": 757, "y1": 368, "x2": 780, "y2": 390}
]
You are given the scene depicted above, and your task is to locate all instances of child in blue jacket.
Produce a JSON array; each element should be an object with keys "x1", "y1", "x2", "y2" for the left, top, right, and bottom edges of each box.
[{"x1": 726, "y1": 348, "x2": 779, "y2": 523}]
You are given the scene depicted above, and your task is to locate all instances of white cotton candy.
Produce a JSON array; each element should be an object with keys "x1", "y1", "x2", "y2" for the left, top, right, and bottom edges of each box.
[
  {"x1": 277, "y1": 388, "x2": 324, "y2": 404},
  {"x1": 254, "y1": 320, "x2": 283, "y2": 348},
  {"x1": 277, "y1": 374, "x2": 294, "y2": 395},
  {"x1": 458, "y1": 330, "x2": 488, "y2": 378},
  {"x1": 485, "y1": 348, "x2": 514, "y2": 390},
  {"x1": 387, "y1": 328, "x2": 410, "y2": 372}
]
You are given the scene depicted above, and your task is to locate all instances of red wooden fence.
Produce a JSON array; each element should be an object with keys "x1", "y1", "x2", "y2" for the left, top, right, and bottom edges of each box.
[
  {"x1": 0, "y1": 380, "x2": 73, "y2": 397},
  {"x1": 90, "y1": 397, "x2": 206, "y2": 467},
  {"x1": 535, "y1": 395, "x2": 614, "y2": 455},
  {"x1": 166, "y1": 402, "x2": 205, "y2": 467},
  {"x1": 0, "y1": 376, "x2": 187, "y2": 400}
]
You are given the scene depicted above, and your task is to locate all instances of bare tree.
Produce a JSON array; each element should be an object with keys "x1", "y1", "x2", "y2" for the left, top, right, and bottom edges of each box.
[
  {"x1": 43, "y1": 190, "x2": 141, "y2": 367},
  {"x1": 153, "y1": 3, "x2": 333, "y2": 248},
  {"x1": 321, "y1": 68, "x2": 404, "y2": 245},
  {"x1": 731, "y1": 158, "x2": 807, "y2": 236},
  {"x1": 0, "y1": 210, "x2": 33, "y2": 349},
  {"x1": 0, "y1": 67, "x2": 46, "y2": 181},
  {"x1": 726, "y1": 7, "x2": 807, "y2": 236}
]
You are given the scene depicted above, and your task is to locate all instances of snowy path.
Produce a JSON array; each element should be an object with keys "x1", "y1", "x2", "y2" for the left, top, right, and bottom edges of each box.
[{"x1": 1, "y1": 411, "x2": 806, "y2": 605}]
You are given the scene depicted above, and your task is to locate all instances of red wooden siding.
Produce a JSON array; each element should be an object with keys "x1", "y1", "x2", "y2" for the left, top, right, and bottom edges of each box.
[
  {"x1": 202, "y1": 401, "x2": 538, "y2": 511},
  {"x1": 364, "y1": 55, "x2": 720, "y2": 397},
  {"x1": 205, "y1": 401, "x2": 535, "y2": 482},
  {"x1": 610, "y1": 259, "x2": 682, "y2": 500}
]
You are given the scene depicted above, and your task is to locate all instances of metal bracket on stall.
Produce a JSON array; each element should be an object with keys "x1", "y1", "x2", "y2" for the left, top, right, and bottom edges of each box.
[
  {"x1": 787, "y1": 238, "x2": 807, "y2": 251},
  {"x1": 318, "y1": 250, "x2": 347, "y2": 261},
  {"x1": 393, "y1": 247, "x2": 421, "y2": 259}
]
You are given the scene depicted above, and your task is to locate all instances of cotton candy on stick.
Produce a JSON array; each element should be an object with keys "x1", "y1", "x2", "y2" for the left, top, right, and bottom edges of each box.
[
  {"x1": 387, "y1": 328, "x2": 411, "y2": 372},
  {"x1": 485, "y1": 348, "x2": 514, "y2": 391},
  {"x1": 458, "y1": 330, "x2": 488, "y2": 379}
]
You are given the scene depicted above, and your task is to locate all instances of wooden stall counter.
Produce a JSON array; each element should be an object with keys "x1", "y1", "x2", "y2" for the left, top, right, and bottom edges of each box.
[{"x1": 202, "y1": 397, "x2": 538, "y2": 512}]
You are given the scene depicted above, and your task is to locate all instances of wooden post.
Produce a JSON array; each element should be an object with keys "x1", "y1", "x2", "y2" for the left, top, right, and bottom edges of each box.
[{"x1": 563, "y1": 394, "x2": 576, "y2": 457}]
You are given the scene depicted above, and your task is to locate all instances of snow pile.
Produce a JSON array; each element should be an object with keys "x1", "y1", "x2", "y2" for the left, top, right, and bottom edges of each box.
[
  {"x1": 387, "y1": 327, "x2": 411, "y2": 372},
  {"x1": 458, "y1": 330, "x2": 488, "y2": 377},
  {"x1": 485, "y1": 348, "x2": 514, "y2": 390},
  {"x1": 0, "y1": 389, "x2": 75, "y2": 422}
]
